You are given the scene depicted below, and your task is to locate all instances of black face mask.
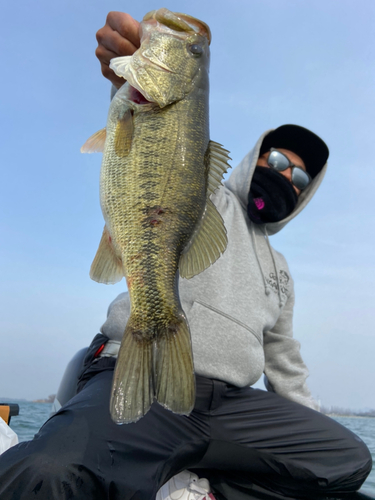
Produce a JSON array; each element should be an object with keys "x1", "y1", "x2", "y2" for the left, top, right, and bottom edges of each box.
[{"x1": 247, "y1": 167, "x2": 298, "y2": 224}]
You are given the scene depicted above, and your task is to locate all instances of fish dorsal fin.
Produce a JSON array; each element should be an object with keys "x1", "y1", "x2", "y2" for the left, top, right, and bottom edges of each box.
[
  {"x1": 90, "y1": 226, "x2": 124, "y2": 284},
  {"x1": 109, "y1": 56, "x2": 133, "y2": 79},
  {"x1": 206, "y1": 140, "x2": 231, "y2": 197},
  {"x1": 114, "y1": 108, "x2": 133, "y2": 157},
  {"x1": 179, "y1": 198, "x2": 227, "y2": 279},
  {"x1": 81, "y1": 128, "x2": 107, "y2": 153}
]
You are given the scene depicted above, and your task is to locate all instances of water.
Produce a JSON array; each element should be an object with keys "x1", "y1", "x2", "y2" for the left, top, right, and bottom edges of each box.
[
  {"x1": 5, "y1": 402, "x2": 375, "y2": 495},
  {"x1": 7, "y1": 401, "x2": 51, "y2": 443}
]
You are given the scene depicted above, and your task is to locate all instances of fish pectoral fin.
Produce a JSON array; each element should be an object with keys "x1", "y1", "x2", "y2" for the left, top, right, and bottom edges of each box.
[
  {"x1": 206, "y1": 140, "x2": 231, "y2": 197},
  {"x1": 90, "y1": 226, "x2": 124, "y2": 284},
  {"x1": 155, "y1": 317, "x2": 195, "y2": 415},
  {"x1": 179, "y1": 199, "x2": 228, "y2": 279},
  {"x1": 110, "y1": 321, "x2": 154, "y2": 424},
  {"x1": 80, "y1": 128, "x2": 107, "y2": 153},
  {"x1": 114, "y1": 109, "x2": 134, "y2": 157}
]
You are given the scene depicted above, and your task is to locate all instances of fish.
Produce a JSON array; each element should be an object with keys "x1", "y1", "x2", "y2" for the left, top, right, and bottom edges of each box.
[{"x1": 81, "y1": 8, "x2": 231, "y2": 424}]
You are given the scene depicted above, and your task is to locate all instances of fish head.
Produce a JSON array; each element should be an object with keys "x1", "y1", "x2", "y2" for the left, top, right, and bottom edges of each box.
[{"x1": 110, "y1": 9, "x2": 211, "y2": 108}]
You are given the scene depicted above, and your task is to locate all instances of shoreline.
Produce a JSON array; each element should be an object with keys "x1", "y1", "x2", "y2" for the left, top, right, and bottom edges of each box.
[{"x1": 326, "y1": 414, "x2": 375, "y2": 419}]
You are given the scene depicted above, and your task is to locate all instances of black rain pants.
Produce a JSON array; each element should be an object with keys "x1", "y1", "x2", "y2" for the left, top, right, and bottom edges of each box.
[{"x1": 0, "y1": 357, "x2": 372, "y2": 500}]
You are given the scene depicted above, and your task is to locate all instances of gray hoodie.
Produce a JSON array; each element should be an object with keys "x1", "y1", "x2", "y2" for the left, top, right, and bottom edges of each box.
[{"x1": 100, "y1": 128, "x2": 327, "y2": 411}]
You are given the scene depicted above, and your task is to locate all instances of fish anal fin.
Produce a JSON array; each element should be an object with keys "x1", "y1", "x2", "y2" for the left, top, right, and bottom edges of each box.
[
  {"x1": 114, "y1": 109, "x2": 133, "y2": 158},
  {"x1": 179, "y1": 199, "x2": 228, "y2": 279},
  {"x1": 205, "y1": 140, "x2": 231, "y2": 197},
  {"x1": 90, "y1": 226, "x2": 124, "y2": 284},
  {"x1": 81, "y1": 128, "x2": 106, "y2": 153}
]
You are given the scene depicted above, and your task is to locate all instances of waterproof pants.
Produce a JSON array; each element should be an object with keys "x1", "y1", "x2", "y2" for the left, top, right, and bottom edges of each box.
[{"x1": 0, "y1": 365, "x2": 372, "y2": 500}]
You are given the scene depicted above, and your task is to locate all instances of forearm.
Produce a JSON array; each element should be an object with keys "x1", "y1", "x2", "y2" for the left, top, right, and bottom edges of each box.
[
  {"x1": 263, "y1": 332, "x2": 319, "y2": 410},
  {"x1": 263, "y1": 289, "x2": 319, "y2": 411}
]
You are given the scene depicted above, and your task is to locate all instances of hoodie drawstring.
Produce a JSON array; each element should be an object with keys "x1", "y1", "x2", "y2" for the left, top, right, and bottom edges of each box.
[
  {"x1": 264, "y1": 227, "x2": 283, "y2": 308},
  {"x1": 251, "y1": 224, "x2": 283, "y2": 307},
  {"x1": 251, "y1": 224, "x2": 271, "y2": 296}
]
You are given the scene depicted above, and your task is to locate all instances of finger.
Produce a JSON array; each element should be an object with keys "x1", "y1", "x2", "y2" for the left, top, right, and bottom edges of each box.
[
  {"x1": 95, "y1": 45, "x2": 120, "y2": 67},
  {"x1": 96, "y1": 45, "x2": 127, "y2": 88},
  {"x1": 97, "y1": 27, "x2": 138, "y2": 58},
  {"x1": 106, "y1": 12, "x2": 141, "y2": 49}
]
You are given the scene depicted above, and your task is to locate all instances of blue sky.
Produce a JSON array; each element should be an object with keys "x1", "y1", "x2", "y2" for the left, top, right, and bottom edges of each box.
[{"x1": 1, "y1": 0, "x2": 374, "y2": 410}]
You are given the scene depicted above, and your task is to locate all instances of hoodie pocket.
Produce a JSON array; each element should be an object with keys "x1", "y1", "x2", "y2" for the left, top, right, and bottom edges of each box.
[
  {"x1": 188, "y1": 300, "x2": 264, "y2": 387},
  {"x1": 194, "y1": 300, "x2": 262, "y2": 345}
]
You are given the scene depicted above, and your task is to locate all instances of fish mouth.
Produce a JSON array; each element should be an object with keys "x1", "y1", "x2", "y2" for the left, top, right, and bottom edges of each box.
[
  {"x1": 122, "y1": 61, "x2": 163, "y2": 106},
  {"x1": 127, "y1": 53, "x2": 175, "y2": 107},
  {"x1": 128, "y1": 85, "x2": 152, "y2": 105}
]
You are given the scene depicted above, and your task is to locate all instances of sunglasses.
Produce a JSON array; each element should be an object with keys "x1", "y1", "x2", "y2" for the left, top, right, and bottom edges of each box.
[{"x1": 267, "y1": 148, "x2": 311, "y2": 190}]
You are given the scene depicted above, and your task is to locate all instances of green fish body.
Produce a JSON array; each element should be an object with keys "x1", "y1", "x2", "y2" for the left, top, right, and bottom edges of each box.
[{"x1": 82, "y1": 8, "x2": 230, "y2": 423}]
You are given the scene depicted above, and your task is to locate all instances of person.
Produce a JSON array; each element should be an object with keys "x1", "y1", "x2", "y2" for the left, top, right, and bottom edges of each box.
[{"x1": 0, "y1": 11, "x2": 372, "y2": 500}]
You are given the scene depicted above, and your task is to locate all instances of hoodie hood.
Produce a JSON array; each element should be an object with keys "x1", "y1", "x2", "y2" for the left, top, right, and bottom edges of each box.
[{"x1": 225, "y1": 128, "x2": 328, "y2": 236}]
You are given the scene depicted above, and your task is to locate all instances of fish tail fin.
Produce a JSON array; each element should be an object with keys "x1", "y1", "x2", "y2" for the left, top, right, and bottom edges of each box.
[
  {"x1": 110, "y1": 318, "x2": 154, "y2": 424},
  {"x1": 155, "y1": 315, "x2": 195, "y2": 415},
  {"x1": 110, "y1": 314, "x2": 195, "y2": 424}
]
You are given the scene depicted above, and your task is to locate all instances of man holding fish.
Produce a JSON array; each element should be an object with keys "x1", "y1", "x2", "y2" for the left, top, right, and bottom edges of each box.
[{"x1": 0, "y1": 8, "x2": 371, "y2": 500}]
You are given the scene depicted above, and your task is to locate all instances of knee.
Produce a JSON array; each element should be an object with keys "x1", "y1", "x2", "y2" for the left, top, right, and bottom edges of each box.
[
  {"x1": 40, "y1": 456, "x2": 108, "y2": 498},
  {"x1": 347, "y1": 435, "x2": 373, "y2": 487},
  {"x1": 325, "y1": 432, "x2": 373, "y2": 493},
  {"x1": 0, "y1": 450, "x2": 105, "y2": 500}
]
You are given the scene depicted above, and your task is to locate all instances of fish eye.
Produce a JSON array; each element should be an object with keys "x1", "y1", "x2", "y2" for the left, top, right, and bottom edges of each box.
[{"x1": 189, "y1": 44, "x2": 203, "y2": 56}]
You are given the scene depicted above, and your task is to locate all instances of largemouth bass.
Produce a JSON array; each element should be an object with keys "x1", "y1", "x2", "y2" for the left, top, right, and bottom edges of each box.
[{"x1": 82, "y1": 8, "x2": 230, "y2": 424}]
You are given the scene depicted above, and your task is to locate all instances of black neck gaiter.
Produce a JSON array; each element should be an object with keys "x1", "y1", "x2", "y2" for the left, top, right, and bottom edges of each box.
[{"x1": 247, "y1": 167, "x2": 298, "y2": 224}]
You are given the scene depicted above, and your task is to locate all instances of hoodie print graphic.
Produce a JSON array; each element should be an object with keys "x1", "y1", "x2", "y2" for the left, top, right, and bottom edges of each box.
[{"x1": 266, "y1": 270, "x2": 290, "y2": 297}]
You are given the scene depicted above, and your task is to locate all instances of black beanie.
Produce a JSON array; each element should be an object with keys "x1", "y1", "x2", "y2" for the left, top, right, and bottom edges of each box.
[{"x1": 260, "y1": 124, "x2": 329, "y2": 178}]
